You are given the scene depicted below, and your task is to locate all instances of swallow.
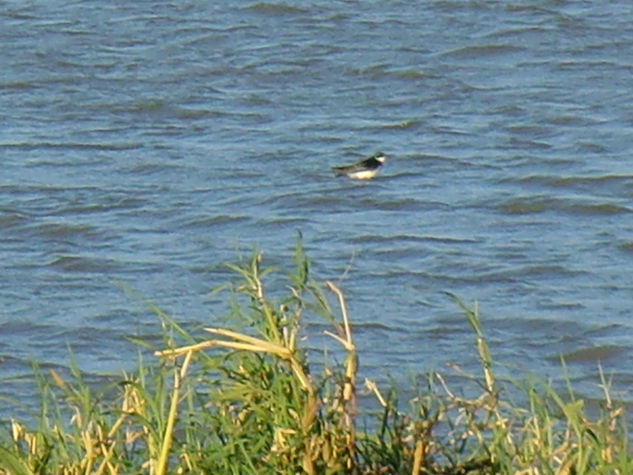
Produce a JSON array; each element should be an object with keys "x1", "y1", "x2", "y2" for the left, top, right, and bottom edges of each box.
[{"x1": 332, "y1": 152, "x2": 387, "y2": 179}]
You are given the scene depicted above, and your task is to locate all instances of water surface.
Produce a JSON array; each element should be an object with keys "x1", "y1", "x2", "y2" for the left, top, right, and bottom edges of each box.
[{"x1": 2, "y1": 1, "x2": 633, "y2": 409}]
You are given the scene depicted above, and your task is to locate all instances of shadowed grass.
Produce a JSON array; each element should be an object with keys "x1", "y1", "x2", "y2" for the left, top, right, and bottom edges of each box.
[{"x1": 1, "y1": 239, "x2": 631, "y2": 474}]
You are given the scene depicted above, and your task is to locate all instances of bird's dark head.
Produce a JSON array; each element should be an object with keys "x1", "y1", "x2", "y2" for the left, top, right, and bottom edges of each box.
[{"x1": 372, "y1": 152, "x2": 387, "y2": 164}]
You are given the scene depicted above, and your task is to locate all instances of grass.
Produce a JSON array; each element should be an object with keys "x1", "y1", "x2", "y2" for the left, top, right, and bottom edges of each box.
[{"x1": 0, "y1": 237, "x2": 631, "y2": 474}]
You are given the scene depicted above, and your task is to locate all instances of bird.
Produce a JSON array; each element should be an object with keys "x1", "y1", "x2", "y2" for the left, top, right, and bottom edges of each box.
[{"x1": 332, "y1": 152, "x2": 387, "y2": 180}]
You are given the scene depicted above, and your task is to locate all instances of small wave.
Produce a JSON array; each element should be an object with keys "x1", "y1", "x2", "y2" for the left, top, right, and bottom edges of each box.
[
  {"x1": 393, "y1": 69, "x2": 434, "y2": 80},
  {"x1": 515, "y1": 264, "x2": 583, "y2": 278},
  {"x1": 548, "y1": 114, "x2": 597, "y2": 126},
  {"x1": 270, "y1": 193, "x2": 347, "y2": 209},
  {"x1": 390, "y1": 264, "x2": 582, "y2": 286},
  {"x1": 441, "y1": 44, "x2": 524, "y2": 59},
  {"x1": 351, "y1": 233, "x2": 478, "y2": 245},
  {"x1": 552, "y1": 174, "x2": 633, "y2": 187},
  {"x1": 255, "y1": 216, "x2": 309, "y2": 227},
  {"x1": 505, "y1": 124, "x2": 552, "y2": 137},
  {"x1": 555, "y1": 345, "x2": 627, "y2": 364},
  {"x1": 47, "y1": 255, "x2": 123, "y2": 272},
  {"x1": 125, "y1": 161, "x2": 188, "y2": 176},
  {"x1": 501, "y1": 174, "x2": 633, "y2": 187},
  {"x1": 344, "y1": 63, "x2": 392, "y2": 78},
  {"x1": 243, "y1": 2, "x2": 307, "y2": 15},
  {"x1": 0, "y1": 80, "x2": 36, "y2": 90},
  {"x1": 0, "y1": 319, "x2": 56, "y2": 336},
  {"x1": 493, "y1": 316, "x2": 585, "y2": 337},
  {"x1": 0, "y1": 212, "x2": 28, "y2": 229},
  {"x1": 482, "y1": 25, "x2": 546, "y2": 40},
  {"x1": 65, "y1": 198, "x2": 146, "y2": 215},
  {"x1": 358, "y1": 197, "x2": 421, "y2": 211},
  {"x1": 444, "y1": 264, "x2": 581, "y2": 284},
  {"x1": 344, "y1": 321, "x2": 392, "y2": 332},
  {"x1": 111, "y1": 98, "x2": 168, "y2": 114},
  {"x1": 506, "y1": 137, "x2": 553, "y2": 150},
  {"x1": 24, "y1": 221, "x2": 101, "y2": 240},
  {"x1": 500, "y1": 198, "x2": 550, "y2": 214},
  {"x1": 500, "y1": 197, "x2": 631, "y2": 215},
  {"x1": 183, "y1": 214, "x2": 251, "y2": 228},
  {"x1": 566, "y1": 202, "x2": 631, "y2": 215},
  {"x1": 617, "y1": 241, "x2": 633, "y2": 253},
  {"x1": 361, "y1": 119, "x2": 423, "y2": 131},
  {"x1": 0, "y1": 141, "x2": 141, "y2": 151},
  {"x1": 176, "y1": 107, "x2": 226, "y2": 120},
  {"x1": 538, "y1": 300, "x2": 585, "y2": 310},
  {"x1": 573, "y1": 142, "x2": 609, "y2": 153}
]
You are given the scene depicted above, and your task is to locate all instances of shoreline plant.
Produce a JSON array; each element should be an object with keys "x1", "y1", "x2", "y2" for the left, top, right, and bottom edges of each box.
[{"x1": 0, "y1": 239, "x2": 630, "y2": 474}]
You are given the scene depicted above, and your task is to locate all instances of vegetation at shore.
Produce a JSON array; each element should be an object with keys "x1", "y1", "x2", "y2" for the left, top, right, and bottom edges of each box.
[{"x1": 0, "y1": 239, "x2": 630, "y2": 474}]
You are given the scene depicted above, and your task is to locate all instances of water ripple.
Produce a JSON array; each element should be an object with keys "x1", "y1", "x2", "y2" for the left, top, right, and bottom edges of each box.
[
  {"x1": 500, "y1": 197, "x2": 631, "y2": 215},
  {"x1": 3, "y1": 0, "x2": 633, "y2": 410}
]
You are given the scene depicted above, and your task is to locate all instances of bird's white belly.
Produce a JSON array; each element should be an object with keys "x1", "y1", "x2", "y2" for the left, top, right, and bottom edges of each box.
[{"x1": 348, "y1": 169, "x2": 379, "y2": 180}]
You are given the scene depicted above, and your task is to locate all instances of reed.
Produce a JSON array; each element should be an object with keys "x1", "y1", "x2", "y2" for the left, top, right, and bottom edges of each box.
[{"x1": 0, "y1": 238, "x2": 630, "y2": 474}]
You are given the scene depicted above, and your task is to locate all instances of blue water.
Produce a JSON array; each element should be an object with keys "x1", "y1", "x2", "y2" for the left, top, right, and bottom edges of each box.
[{"x1": 2, "y1": 1, "x2": 633, "y2": 410}]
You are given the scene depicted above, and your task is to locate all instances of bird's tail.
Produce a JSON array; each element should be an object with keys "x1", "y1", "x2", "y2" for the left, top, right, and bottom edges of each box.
[{"x1": 332, "y1": 166, "x2": 347, "y2": 176}]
